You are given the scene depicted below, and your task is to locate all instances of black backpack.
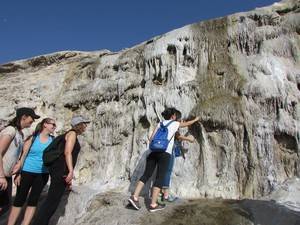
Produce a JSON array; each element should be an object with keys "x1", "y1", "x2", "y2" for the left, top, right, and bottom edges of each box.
[{"x1": 43, "y1": 133, "x2": 66, "y2": 167}]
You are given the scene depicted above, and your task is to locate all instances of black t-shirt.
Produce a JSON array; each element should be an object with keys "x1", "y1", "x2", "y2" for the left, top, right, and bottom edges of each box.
[
  {"x1": 51, "y1": 134, "x2": 81, "y2": 176},
  {"x1": 71, "y1": 137, "x2": 81, "y2": 168}
]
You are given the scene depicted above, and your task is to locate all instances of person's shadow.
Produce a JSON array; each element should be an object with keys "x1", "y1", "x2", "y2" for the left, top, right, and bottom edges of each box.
[
  {"x1": 0, "y1": 184, "x2": 70, "y2": 225},
  {"x1": 127, "y1": 149, "x2": 157, "y2": 208},
  {"x1": 48, "y1": 191, "x2": 70, "y2": 225},
  {"x1": 28, "y1": 185, "x2": 71, "y2": 225}
]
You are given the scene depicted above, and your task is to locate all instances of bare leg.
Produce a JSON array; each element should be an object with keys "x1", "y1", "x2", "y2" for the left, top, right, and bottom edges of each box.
[
  {"x1": 161, "y1": 188, "x2": 169, "y2": 199},
  {"x1": 7, "y1": 206, "x2": 22, "y2": 225},
  {"x1": 150, "y1": 187, "x2": 161, "y2": 207},
  {"x1": 132, "y1": 181, "x2": 144, "y2": 200},
  {"x1": 21, "y1": 206, "x2": 36, "y2": 225}
]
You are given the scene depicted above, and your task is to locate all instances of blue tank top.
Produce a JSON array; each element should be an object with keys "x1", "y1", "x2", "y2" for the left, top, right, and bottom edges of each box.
[{"x1": 22, "y1": 134, "x2": 53, "y2": 174}]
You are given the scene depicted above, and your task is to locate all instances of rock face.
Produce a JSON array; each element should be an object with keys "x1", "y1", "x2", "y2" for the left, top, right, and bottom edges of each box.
[
  {"x1": 265, "y1": 177, "x2": 300, "y2": 211},
  {"x1": 0, "y1": 0, "x2": 299, "y2": 224}
]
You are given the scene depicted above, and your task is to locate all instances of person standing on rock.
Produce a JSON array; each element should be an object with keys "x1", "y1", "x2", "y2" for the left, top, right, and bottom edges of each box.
[
  {"x1": 7, "y1": 118, "x2": 56, "y2": 225},
  {"x1": 128, "y1": 107, "x2": 199, "y2": 212},
  {"x1": 0, "y1": 107, "x2": 40, "y2": 216},
  {"x1": 159, "y1": 132, "x2": 195, "y2": 203},
  {"x1": 32, "y1": 115, "x2": 90, "y2": 225},
  {"x1": 159, "y1": 109, "x2": 196, "y2": 203}
]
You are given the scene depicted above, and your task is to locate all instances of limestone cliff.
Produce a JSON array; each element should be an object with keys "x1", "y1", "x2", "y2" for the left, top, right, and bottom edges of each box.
[{"x1": 0, "y1": 0, "x2": 299, "y2": 224}]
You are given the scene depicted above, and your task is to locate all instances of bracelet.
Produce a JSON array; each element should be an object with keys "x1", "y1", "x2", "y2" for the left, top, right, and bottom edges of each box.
[{"x1": 0, "y1": 176, "x2": 5, "y2": 178}]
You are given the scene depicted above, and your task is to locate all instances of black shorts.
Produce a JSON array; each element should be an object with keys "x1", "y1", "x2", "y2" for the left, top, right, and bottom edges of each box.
[
  {"x1": 140, "y1": 152, "x2": 171, "y2": 188},
  {"x1": 0, "y1": 177, "x2": 12, "y2": 208},
  {"x1": 13, "y1": 171, "x2": 49, "y2": 207}
]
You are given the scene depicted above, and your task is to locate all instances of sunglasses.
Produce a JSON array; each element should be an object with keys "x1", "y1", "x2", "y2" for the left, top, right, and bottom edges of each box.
[{"x1": 46, "y1": 122, "x2": 57, "y2": 127}]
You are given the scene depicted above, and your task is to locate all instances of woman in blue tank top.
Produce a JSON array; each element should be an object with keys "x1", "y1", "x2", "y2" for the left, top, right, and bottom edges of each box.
[{"x1": 7, "y1": 118, "x2": 56, "y2": 225}]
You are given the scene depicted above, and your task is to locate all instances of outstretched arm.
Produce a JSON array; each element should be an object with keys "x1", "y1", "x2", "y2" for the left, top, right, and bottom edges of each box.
[
  {"x1": 176, "y1": 134, "x2": 195, "y2": 143},
  {"x1": 179, "y1": 116, "x2": 200, "y2": 128}
]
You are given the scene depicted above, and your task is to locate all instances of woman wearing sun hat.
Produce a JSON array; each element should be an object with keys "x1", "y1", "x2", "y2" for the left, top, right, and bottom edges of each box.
[
  {"x1": 32, "y1": 115, "x2": 90, "y2": 225},
  {"x1": 0, "y1": 107, "x2": 40, "y2": 215}
]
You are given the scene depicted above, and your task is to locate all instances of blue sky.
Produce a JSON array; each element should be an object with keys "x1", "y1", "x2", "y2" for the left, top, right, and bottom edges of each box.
[{"x1": 0, "y1": 0, "x2": 279, "y2": 64}]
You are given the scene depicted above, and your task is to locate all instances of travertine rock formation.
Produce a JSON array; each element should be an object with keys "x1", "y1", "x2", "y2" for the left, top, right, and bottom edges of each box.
[{"x1": 0, "y1": 0, "x2": 299, "y2": 224}]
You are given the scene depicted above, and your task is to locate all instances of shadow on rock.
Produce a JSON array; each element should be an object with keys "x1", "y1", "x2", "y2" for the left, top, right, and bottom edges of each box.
[
  {"x1": 237, "y1": 199, "x2": 300, "y2": 225},
  {"x1": 48, "y1": 191, "x2": 70, "y2": 225},
  {"x1": 28, "y1": 187, "x2": 71, "y2": 225},
  {"x1": 152, "y1": 199, "x2": 252, "y2": 225},
  {"x1": 128, "y1": 149, "x2": 157, "y2": 199},
  {"x1": 141, "y1": 199, "x2": 300, "y2": 225}
]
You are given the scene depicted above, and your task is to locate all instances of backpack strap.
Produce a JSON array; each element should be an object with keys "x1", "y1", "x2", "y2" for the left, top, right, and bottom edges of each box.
[
  {"x1": 26, "y1": 134, "x2": 38, "y2": 154},
  {"x1": 18, "y1": 133, "x2": 38, "y2": 160},
  {"x1": 162, "y1": 120, "x2": 176, "y2": 142},
  {"x1": 164, "y1": 120, "x2": 175, "y2": 128}
]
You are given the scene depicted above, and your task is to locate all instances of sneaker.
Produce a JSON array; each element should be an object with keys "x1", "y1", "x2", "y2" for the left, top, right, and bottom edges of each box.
[
  {"x1": 164, "y1": 194, "x2": 178, "y2": 202},
  {"x1": 128, "y1": 196, "x2": 141, "y2": 210},
  {"x1": 149, "y1": 204, "x2": 166, "y2": 212}
]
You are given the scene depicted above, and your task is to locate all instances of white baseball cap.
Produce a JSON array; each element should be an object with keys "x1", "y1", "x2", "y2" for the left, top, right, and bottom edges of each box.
[{"x1": 71, "y1": 115, "x2": 90, "y2": 127}]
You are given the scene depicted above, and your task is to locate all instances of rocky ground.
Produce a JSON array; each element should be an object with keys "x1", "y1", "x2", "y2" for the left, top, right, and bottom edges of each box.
[
  {"x1": 1, "y1": 187, "x2": 300, "y2": 225},
  {"x1": 54, "y1": 192, "x2": 300, "y2": 225}
]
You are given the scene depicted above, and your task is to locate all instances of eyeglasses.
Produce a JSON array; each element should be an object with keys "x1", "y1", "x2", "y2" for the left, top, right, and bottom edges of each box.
[{"x1": 46, "y1": 122, "x2": 57, "y2": 127}]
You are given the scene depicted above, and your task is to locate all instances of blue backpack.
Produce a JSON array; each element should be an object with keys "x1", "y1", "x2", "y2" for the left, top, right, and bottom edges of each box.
[
  {"x1": 173, "y1": 141, "x2": 182, "y2": 157},
  {"x1": 149, "y1": 121, "x2": 175, "y2": 152}
]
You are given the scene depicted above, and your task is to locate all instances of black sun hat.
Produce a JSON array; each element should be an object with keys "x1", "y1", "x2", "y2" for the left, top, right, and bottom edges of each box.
[{"x1": 16, "y1": 107, "x2": 40, "y2": 119}]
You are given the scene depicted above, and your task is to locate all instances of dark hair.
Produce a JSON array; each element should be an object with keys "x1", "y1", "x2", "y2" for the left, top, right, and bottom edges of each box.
[
  {"x1": 161, "y1": 107, "x2": 180, "y2": 120},
  {"x1": 33, "y1": 118, "x2": 54, "y2": 136},
  {"x1": 8, "y1": 108, "x2": 41, "y2": 130},
  {"x1": 175, "y1": 110, "x2": 182, "y2": 121},
  {"x1": 7, "y1": 116, "x2": 22, "y2": 131}
]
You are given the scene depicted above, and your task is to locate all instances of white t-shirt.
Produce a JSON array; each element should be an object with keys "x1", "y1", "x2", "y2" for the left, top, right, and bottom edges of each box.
[
  {"x1": 153, "y1": 120, "x2": 180, "y2": 155},
  {"x1": 1, "y1": 126, "x2": 24, "y2": 177}
]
